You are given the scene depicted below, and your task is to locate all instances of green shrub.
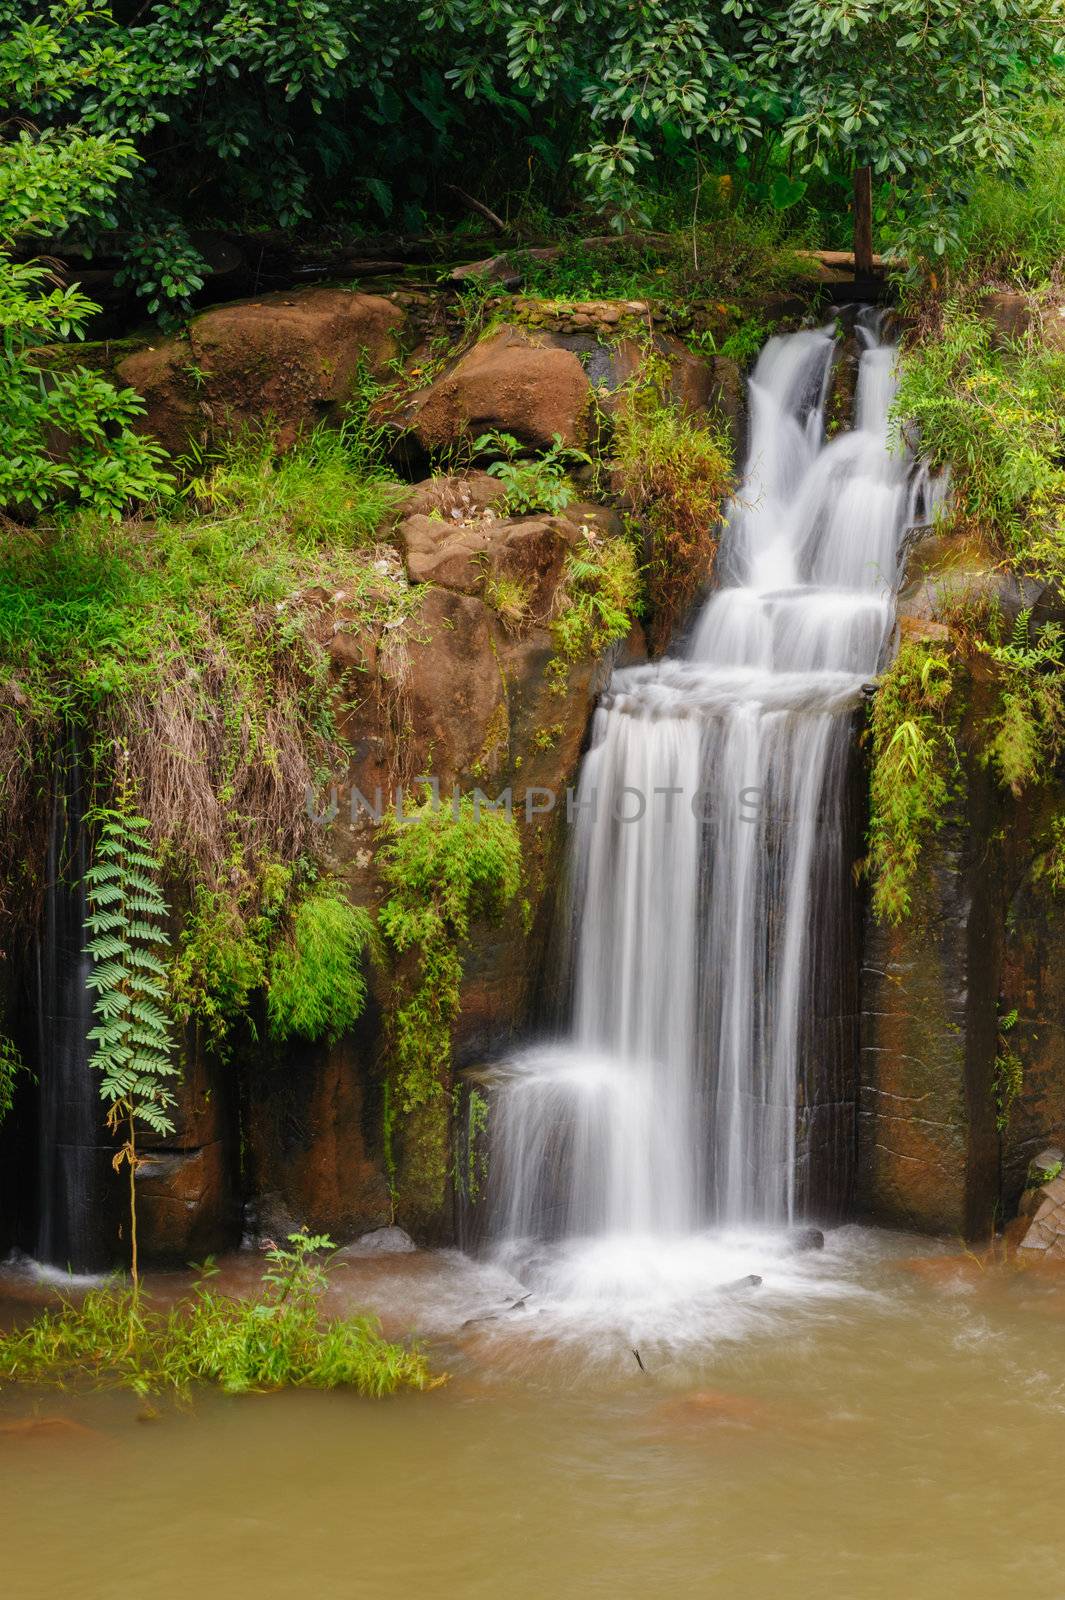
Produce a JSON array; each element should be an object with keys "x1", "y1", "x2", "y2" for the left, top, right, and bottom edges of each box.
[
  {"x1": 0, "y1": 1031, "x2": 26, "y2": 1127},
  {"x1": 549, "y1": 529, "x2": 643, "y2": 687},
  {"x1": 977, "y1": 610, "x2": 1065, "y2": 797},
  {"x1": 611, "y1": 370, "x2": 732, "y2": 647},
  {"x1": 892, "y1": 306, "x2": 1065, "y2": 576},
  {"x1": 474, "y1": 430, "x2": 590, "y2": 517},
  {"x1": 0, "y1": 1231, "x2": 430, "y2": 1397},
  {"x1": 865, "y1": 642, "x2": 960, "y2": 924},
  {"x1": 378, "y1": 797, "x2": 522, "y2": 1117},
  {"x1": 267, "y1": 884, "x2": 379, "y2": 1044}
]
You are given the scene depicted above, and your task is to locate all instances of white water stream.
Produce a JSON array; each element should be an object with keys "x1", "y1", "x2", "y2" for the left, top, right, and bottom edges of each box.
[{"x1": 480, "y1": 313, "x2": 943, "y2": 1315}]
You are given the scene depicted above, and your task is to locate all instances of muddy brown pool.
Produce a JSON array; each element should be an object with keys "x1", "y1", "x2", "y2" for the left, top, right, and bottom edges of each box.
[{"x1": 2, "y1": 1226, "x2": 1063, "y2": 1600}]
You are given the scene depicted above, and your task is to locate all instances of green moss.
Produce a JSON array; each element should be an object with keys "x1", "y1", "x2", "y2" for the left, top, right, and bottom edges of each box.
[{"x1": 378, "y1": 795, "x2": 521, "y2": 1112}]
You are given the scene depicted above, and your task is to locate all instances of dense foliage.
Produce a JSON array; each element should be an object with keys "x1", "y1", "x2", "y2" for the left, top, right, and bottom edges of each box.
[
  {"x1": 6, "y1": 0, "x2": 1063, "y2": 328},
  {"x1": 267, "y1": 884, "x2": 379, "y2": 1045},
  {"x1": 865, "y1": 642, "x2": 959, "y2": 924}
]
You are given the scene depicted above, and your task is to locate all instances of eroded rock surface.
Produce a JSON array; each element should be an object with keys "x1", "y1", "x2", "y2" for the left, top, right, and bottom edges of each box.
[{"x1": 116, "y1": 286, "x2": 403, "y2": 454}]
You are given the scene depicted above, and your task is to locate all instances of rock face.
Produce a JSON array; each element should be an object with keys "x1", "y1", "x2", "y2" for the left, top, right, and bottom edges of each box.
[
  {"x1": 242, "y1": 1032, "x2": 392, "y2": 1244},
  {"x1": 116, "y1": 286, "x2": 404, "y2": 455},
  {"x1": 859, "y1": 786, "x2": 1000, "y2": 1236},
  {"x1": 136, "y1": 1035, "x2": 239, "y2": 1261},
  {"x1": 400, "y1": 326, "x2": 593, "y2": 456},
  {"x1": 238, "y1": 484, "x2": 646, "y2": 1242},
  {"x1": 859, "y1": 531, "x2": 1065, "y2": 1239}
]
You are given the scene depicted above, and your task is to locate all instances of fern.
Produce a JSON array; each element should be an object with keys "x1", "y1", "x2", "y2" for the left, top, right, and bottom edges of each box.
[
  {"x1": 0, "y1": 1032, "x2": 27, "y2": 1127},
  {"x1": 267, "y1": 884, "x2": 380, "y2": 1044},
  {"x1": 84, "y1": 803, "x2": 180, "y2": 1289}
]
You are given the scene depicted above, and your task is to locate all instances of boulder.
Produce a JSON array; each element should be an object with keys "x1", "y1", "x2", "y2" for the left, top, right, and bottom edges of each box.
[
  {"x1": 348, "y1": 1225, "x2": 416, "y2": 1255},
  {"x1": 402, "y1": 327, "x2": 592, "y2": 455},
  {"x1": 115, "y1": 336, "x2": 203, "y2": 457},
  {"x1": 404, "y1": 470, "x2": 505, "y2": 521},
  {"x1": 400, "y1": 514, "x2": 495, "y2": 590},
  {"x1": 117, "y1": 286, "x2": 404, "y2": 456},
  {"x1": 786, "y1": 1226, "x2": 825, "y2": 1253},
  {"x1": 487, "y1": 516, "x2": 578, "y2": 618},
  {"x1": 980, "y1": 290, "x2": 1035, "y2": 348},
  {"x1": 1017, "y1": 1176, "x2": 1065, "y2": 1261},
  {"x1": 399, "y1": 507, "x2": 579, "y2": 615}
]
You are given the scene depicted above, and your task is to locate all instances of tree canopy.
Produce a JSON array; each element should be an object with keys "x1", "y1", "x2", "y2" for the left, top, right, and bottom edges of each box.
[{"x1": 5, "y1": 2, "x2": 1063, "y2": 312}]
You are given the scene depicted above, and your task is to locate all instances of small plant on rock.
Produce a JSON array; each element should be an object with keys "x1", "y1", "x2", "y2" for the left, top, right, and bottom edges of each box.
[{"x1": 474, "y1": 430, "x2": 590, "y2": 517}]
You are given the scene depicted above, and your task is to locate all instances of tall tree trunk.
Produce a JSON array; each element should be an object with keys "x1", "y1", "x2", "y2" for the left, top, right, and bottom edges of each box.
[{"x1": 853, "y1": 165, "x2": 874, "y2": 276}]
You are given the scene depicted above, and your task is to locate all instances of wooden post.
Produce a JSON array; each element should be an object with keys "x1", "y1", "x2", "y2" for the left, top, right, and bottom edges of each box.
[{"x1": 853, "y1": 165, "x2": 874, "y2": 277}]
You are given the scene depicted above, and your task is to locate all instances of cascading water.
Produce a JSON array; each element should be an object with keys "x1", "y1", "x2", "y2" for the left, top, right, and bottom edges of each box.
[
  {"x1": 35, "y1": 741, "x2": 109, "y2": 1272},
  {"x1": 480, "y1": 313, "x2": 943, "y2": 1308}
]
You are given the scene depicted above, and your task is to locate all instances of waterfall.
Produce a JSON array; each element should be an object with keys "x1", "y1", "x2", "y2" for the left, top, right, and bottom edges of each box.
[
  {"x1": 481, "y1": 313, "x2": 940, "y2": 1274},
  {"x1": 35, "y1": 741, "x2": 110, "y2": 1271}
]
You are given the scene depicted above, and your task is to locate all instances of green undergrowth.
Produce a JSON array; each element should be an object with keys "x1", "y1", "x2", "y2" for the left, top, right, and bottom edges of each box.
[
  {"x1": 944, "y1": 109, "x2": 1065, "y2": 288},
  {"x1": 0, "y1": 1232, "x2": 430, "y2": 1398},
  {"x1": 170, "y1": 871, "x2": 381, "y2": 1053},
  {"x1": 0, "y1": 420, "x2": 410, "y2": 979},
  {"x1": 610, "y1": 359, "x2": 733, "y2": 648},
  {"x1": 870, "y1": 298, "x2": 1065, "y2": 922},
  {"x1": 892, "y1": 304, "x2": 1065, "y2": 579},
  {"x1": 377, "y1": 796, "x2": 521, "y2": 1210},
  {"x1": 865, "y1": 641, "x2": 961, "y2": 924},
  {"x1": 510, "y1": 207, "x2": 818, "y2": 314},
  {"x1": 549, "y1": 527, "x2": 643, "y2": 687}
]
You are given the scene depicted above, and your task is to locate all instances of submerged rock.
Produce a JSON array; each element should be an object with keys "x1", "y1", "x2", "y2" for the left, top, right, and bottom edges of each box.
[
  {"x1": 719, "y1": 1274, "x2": 763, "y2": 1293},
  {"x1": 352, "y1": 1225, "x2": 417, "y2": 1255},
  {"x1": 786, "y1": 1227, "x2": 825, "y2": 1254}
]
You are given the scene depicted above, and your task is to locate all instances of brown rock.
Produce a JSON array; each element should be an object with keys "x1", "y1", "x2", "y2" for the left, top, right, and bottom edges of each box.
[
  {"x1": 378, "y1": 587, "x2": 507, "y2": 786},
  {"x1": 981, "y1": 290, "x2": 1035, "y2": 348},
  {"x1": 1041, "y1": 301, "x2": 1065, "y2": 354},
  {"x1": 404, "y1": 327, "x2": 592, "y2": 455},
  {"x1": 119, "y1": 287, "x2": 403, "y2": 457},
  {"x1": 1017, "y1": 1176, "x2": 1065, "y2": 1260},
  {"x1": 400, "y1": 514, "x2": 495, "y2": 591},
  {"x1": 488, "y1": 516, "x2": 579, "y2": 618},
  {"x1": 405, "y1": 471, "x2": 505, "y2": 521},
  {"x1": 135, "y1": 1142, "x2": 234, "y2": 1263},
  {"x1": 242, "y1": 1035, "x2": 391, "y2": 1241},
  {"x1": 115, "y1": 336, "x2": 203, "y2": 457},
  {"x1": 189, "y1": 288, "x2": 402, "y2": 449}
]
